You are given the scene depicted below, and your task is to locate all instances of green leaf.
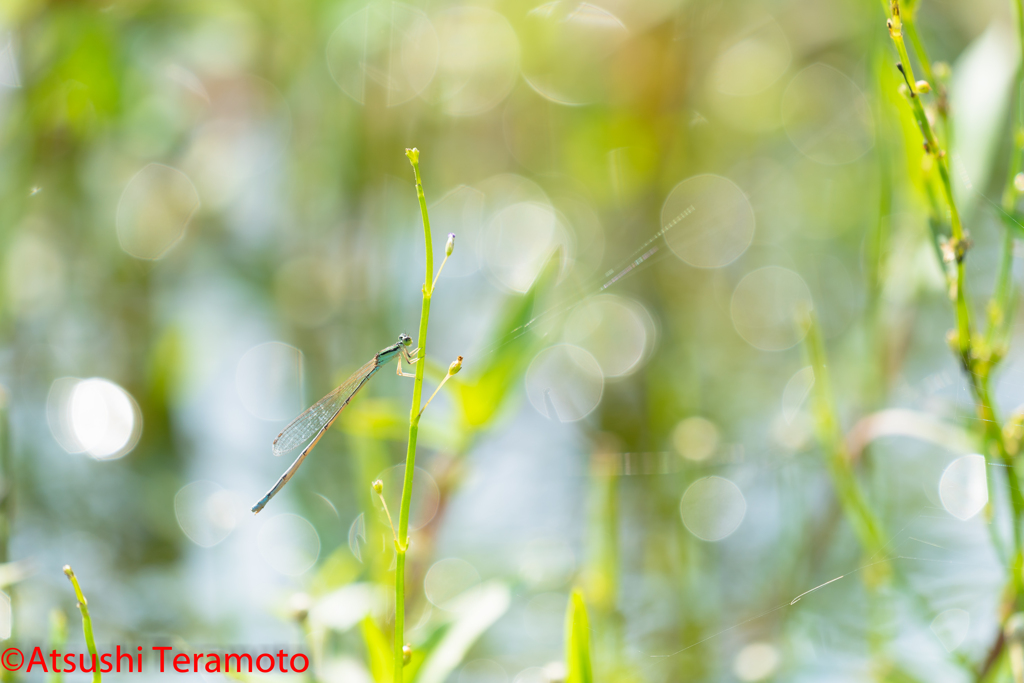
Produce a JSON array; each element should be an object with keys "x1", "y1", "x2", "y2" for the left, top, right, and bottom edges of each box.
[
  {"x1": 412, "y1": 582, "x2": 510, "y2": 683},
  {"x1": 361, "y1": 616, "x2": 392, "y2": 683},
  {"x1": 565, "y1": 590, "x2": 593, "y2": 683}
]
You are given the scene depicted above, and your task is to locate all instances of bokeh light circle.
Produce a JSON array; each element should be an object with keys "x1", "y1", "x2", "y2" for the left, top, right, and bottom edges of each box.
[
  {"x1": 525, "y1": 344, "x2": 604, "y2": 422},
  {"x1": 326, "y1": 1, "x2": 438, "y2": 106},
  {"x1": 521, "y1": 2, "x2": 628, "y2": 106},
  {"x1": 673, "y1": 416, "x2": 720, "y2": 462},
  {"x1": 116, "y1": 163, "x2": 200, "y2": 260},
  {"x1": 433, "y1": 7, "x2": 519, "y2": 116},
  {"x1": 939, "y1": 454, "x2": 988, "y2": 521},
  {"x1": 424, "y1": 558, "x2": 481, "y2": 611},
  {"x1": 711, "y1": 20, "x2": 791, "y2": 97},
  {"x1": 258, "y1": 513, "x2": 321, "y2": 576},
  {"x1": 679, "y1": 476, "x2": 746, "y2": 541},
  {"x1": 661, "y1": 174, "x2": 755, "y2": 269},
  {"x1": 174, "y1": 480, "x2": 241, "y2": 548},
  {"x1": 781, "y1": 63, "x2": 874, "y2": 165},
  {"x1": 564, "y1": 295, "x2": 653, "y2": 377},
  {"x1": 931, "y1": 608, "x2": 971, "y2": 652},
  {"x1": 46, "y1": 377, "x2": 142, "y2": 460},
  {"x1": 730, "y1": 267, "x2": 813, "y2": 351},
  {"x1": 482, "y1": 201, "x2": 571, "y2": 292},
  {"x1": 733, "y1": 642, "x2": 780, "y2": 681}
]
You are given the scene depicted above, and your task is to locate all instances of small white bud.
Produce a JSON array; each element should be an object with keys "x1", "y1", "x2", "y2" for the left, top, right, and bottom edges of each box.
[
  {"x1": 445, "y1": 233, "x2": 455, "y2": 256},
  {"x1": 448, "y1": 356, "x2": 463, "y2": 376}
]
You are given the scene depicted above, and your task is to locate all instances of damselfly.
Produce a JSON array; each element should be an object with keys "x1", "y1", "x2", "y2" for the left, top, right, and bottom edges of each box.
[{"x1": 251, "y1": 333, "x2": 419, "y2": 514}]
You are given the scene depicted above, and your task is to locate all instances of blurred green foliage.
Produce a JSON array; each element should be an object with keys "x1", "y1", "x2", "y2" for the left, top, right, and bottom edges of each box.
[{"x1": 2, "y1": 0, "x2": 1024, "y2": 680}]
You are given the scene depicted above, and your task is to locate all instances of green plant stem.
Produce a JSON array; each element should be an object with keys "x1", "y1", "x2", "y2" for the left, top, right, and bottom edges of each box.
[
  {"x1": 63, "y1": 566, "x2": 100, "y2": 683},
  {"x1": 889, "y1": 2, "x2": 1024, "y2": 561},
  {"x1": 889, "y1": 9, "x2": 1024, "y2": 658},
  {"x1": 393, "y1": 148, "x2": 434, "y2": 683},
  {"x1": 803, "y1": 310, "x2": 888, "y2": 560}
]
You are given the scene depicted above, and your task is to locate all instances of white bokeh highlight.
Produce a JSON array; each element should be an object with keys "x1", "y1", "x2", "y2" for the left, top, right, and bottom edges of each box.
[
  {"x1": 931, "y1": 608, "x2": 970, "y2": 652},
  {"x1": 47, "y1": 377, "x2": 142, "y2": 460},
  {"x1": 564, "y1": 295, "x2": 654, "y2": 378},
  {"x1": 525, "y1": 344, "x2": 604, "y2": 422},
  {"x1": 326, "y1": 1, "x2": 438, "y2": 106},
  {"x1": 174, "y1": 480, "x2": 241, "y2": 548},
  {"x1": 116, "y1": 163, "x2": 200, "y2": 260},
  {"x1": 433, "y1": 7, "x2": 519, "y2": 116},
  {"x1": 424, "y1": 558, "x2": 481, "y2": 611},
  {"x1": 662, "y1": 174, "x2": 755, "y2": 269},
  {"x1": 939, "y1": 454, "x2": 988, "y2": 521},
  {"x1": 679, "y1": 476, "x2": 747, "y2": 542},
  {"x1": 482, "y1": 201, "x2": 570, "y2": 293},
  {"x1": 733, "y1": 642, "x2": 780, "y2": 681},
  {"x1": 731, "y1": 267, "x2": 812, "y2": 351}
]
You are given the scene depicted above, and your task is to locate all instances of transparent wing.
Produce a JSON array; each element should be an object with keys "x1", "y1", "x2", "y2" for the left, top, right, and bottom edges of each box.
[{"x1": 272, "y1": 356, "x2": 379, "y2": 456}]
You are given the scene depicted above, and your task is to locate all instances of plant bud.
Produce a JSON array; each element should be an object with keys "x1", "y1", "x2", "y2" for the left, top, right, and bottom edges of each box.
[
  {"x1": 915, "y1": 80, "x2": 930, "y2": 93},
  {"x1": 448, "y1": 356, "x2": 463, "y2": 376},
  {"x1": 371, "y1": 479, "x2": 383, "y2": 494},
  {"x1": 287, "y1": 593, "x2": 312, "y2": 622},
  {"x1": 445, "y1": 233, "x2": 455, "y2": 256}
]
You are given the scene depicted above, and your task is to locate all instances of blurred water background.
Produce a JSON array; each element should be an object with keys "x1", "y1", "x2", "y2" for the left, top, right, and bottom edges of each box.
[{"x1": 0, "y1": 0, "x2": 1022, "y2": 681}]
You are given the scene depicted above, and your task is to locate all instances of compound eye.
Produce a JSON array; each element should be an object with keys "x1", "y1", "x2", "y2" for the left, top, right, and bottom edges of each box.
[{"x1": 400, "y1": 334, "x2": 412, "y2": 346}]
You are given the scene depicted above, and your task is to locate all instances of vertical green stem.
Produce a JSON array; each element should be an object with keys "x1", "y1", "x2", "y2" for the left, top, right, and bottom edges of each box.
[
  {"x1": 63, "y1": 566, "x2": 101, "y2": 683},
  {"x1": 888, "y1": 1, "x2": 1024, "y2": 553},
  {"x1": 394, "y1": 148, "x2": 434, "y2": 683},
  {"x1": 803, "y1": 310, "x2": 888, "y2": 561}
]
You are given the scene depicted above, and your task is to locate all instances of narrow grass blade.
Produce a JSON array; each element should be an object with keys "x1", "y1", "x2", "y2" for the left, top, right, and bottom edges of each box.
[{"x1": 565, "y1": 589, "x2": 593, "y2": 683}]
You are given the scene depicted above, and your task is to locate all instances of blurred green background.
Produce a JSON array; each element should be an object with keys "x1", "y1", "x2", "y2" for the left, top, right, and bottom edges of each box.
[{"x1": 0, "y1": 0, "x2": 1023, "y2": 680}]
